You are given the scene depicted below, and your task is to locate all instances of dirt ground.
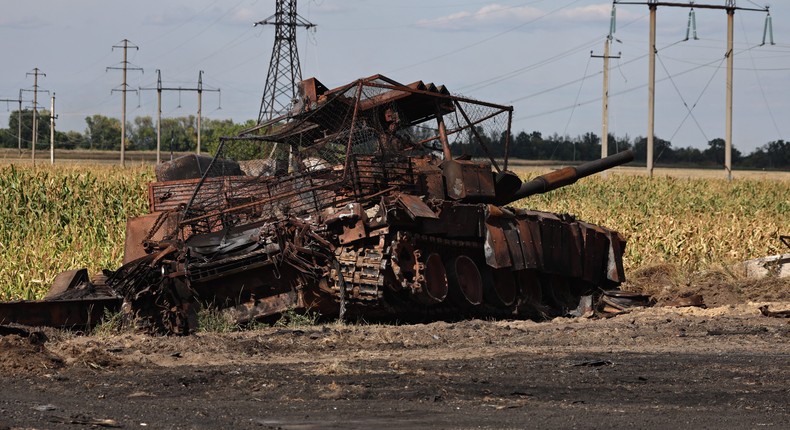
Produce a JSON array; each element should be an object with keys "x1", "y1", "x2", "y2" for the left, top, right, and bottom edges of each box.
[{"x1": 1, "y1": 296, "x2": 789, "y2": 430}]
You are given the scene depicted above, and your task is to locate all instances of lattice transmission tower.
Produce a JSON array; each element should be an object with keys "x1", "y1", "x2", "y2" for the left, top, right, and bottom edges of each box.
[{"x1": 256, "y1": 0, "x2": 316, "y2": 124}]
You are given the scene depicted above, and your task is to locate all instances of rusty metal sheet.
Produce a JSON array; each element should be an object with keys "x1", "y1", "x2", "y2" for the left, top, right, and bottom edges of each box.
[
  {"x1": 484, "y1": 221, "x2": 511, "y2": 269},
  {"x1": 222, "y1": 290, "x2": 300, "y2": 324},
  {"x1": 124, "y1": 212, "x2": 179, "y2": 264},
  {"x1": 0, "y1": 297, "x2": 121, "y2": 329},
  {"x1": 339, "y1": 219, "x2": 367, "y2": 245},
  {"x1": 441, "y1": 159, "x2": 495, "y2": 200},
  {"x1": 438, "y1": 203, "x2": 485, "y2": 238},
  {"x1": 515, "y1": 219, "x2": 539, "y2": 269},
  {"x1": 606, "y1": 231, "x2": 626, "y2": 283},
  {"x1": 537, "y1": 215, "x2": 563, "y2": 275},
  {"x1": 577, "y1": 222, "x2": 607, "y2": 284},
  {"x1": 397, "y1": 194, "x2": 438, "y2": 219},
  {"x1": 565, "y1": 222, "x2": 584, "y2": 279},
  {"x1": 502, "y1": 220, "x2": 527, "y2": 271},
  {"x1": 44, "y1": 268, "x2": 89, "y2": 300},
  {"x1": 421, "y1": 168, "x2": 444, "y2": 199}
]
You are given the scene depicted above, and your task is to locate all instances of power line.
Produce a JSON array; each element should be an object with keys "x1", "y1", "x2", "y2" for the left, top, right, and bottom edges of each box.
[
  {"x1": 107, "y1": 39, "x2": 143, "y2": 167},
  {"x1": 387, "y1": 0, "x2": 584, "y2": 74},
  {"x1": 25, "y1": 68, "x2": 48, "y2": 165},
  {"x1": 740, "y1": 12, "x2": 783, "y2": 140},
  {"x1": 514, "y1": 43, "x2": 764, "y2": 121},
  {"x1": 140, "y1": 70, "x2": 221, "y2": 162}
]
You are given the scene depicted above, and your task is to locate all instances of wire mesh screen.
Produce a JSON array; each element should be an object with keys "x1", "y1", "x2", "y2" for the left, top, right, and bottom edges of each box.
[{"x1": 176, "y1": 76, "x2": 512, "y2": 237}]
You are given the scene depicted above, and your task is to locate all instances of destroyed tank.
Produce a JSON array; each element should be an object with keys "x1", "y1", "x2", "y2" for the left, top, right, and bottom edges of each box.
[{"x1": 107, "y1": 75, "x2": 634, "y2": 334}]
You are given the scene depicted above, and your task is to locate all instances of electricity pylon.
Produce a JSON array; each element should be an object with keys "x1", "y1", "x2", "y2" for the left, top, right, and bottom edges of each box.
[{"x1": 256, "y1": 0, "x2": 316, "y2": 123}]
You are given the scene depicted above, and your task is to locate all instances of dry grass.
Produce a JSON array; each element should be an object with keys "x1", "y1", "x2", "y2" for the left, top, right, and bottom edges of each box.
[
  {"x1": 0, "y1": 163, "x2": 787, "y2": 301},
  {"x1": 508, "y1": 163, "x2": 790, "y2": 181},
  {"x1": 510, "y1": 172, "x2": 789, "y2": 272}
]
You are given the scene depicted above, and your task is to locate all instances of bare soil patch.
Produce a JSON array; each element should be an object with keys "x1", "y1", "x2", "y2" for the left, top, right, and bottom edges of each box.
[{"x1": 1, "y1": 299, "x2": 789, "y2": 429}]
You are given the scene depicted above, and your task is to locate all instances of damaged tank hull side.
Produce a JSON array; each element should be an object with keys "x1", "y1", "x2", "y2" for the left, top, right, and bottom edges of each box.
[{"x1": 4, "y1": 75, "x2": 634, "y2": 333}]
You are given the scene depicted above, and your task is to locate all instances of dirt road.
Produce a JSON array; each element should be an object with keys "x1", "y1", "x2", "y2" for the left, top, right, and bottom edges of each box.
[{"x1": 1, "y1": 303, "x2": 789, "y2": 429}]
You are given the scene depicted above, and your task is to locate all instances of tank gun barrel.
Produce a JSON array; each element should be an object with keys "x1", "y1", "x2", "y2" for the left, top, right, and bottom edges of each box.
[{"x1": 503, "y1": 149, "x2": 634, "y2": 203}]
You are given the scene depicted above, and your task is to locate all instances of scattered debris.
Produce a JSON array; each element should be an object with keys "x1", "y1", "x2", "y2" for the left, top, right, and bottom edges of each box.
[
  {"x1": 573, "y1": 359, "x2": 614, "y2": 367},
  {"x1": 600, "y1": 290, "x2": 654, "y2": 313},
  {"x1": 759, "y1": 305, "x2": 790, "y2": 318},
  {"x1": 663, "y1": 294, "x2": 705, "y2": 308},
  {"x1": 740, "y1": 253, "x2": 790, "y2": 279}
]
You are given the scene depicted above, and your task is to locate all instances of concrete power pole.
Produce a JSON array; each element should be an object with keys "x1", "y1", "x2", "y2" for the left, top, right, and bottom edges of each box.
[
  {"x1": 26, "y1": 68, "x2": 46, "y2": 166},
  {"x1": 725, "y1": 2, "x2": 734, "y2": 180},
  {"x1": 108, "y1": 39, "x2": 143, "y2": 167},
  {"x1": 592, "y1": 8, "x2": 621, "y2": 177},
  {"x1": 614, "y1": 1, "x2": 770, "y2": 179},
  {"x1": 197, "y1": 71, "x2": 203, "y2": 154},
  {"x1": 647, "y1": 2, "x2": 656, "y2": 177},
  {"x1": 256, "y1": 0, "x2": 316, "y2": 123},
  {"x1": 0, "y1": 92, "x2": 26, "y2": 156},
  {"x1": 50, "y1": 93, "x2": 56, "y2": 165},
  {"x1": 17, "y1": 90, "x2": 22, "y2": 156},
  {"x1": 140, "y1": 71, "x2": 219, "y2": 161}
]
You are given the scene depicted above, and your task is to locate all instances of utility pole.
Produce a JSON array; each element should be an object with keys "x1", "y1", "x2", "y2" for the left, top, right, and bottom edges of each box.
[
  {"x1": 107, "y1": 39, "x2": 143, "y2": 167},
  {"x1": 140, "y1": 70, "x2": 220, "y2": 162},
  {"x1": 647, "y1": 1, "x2": 656, "y2": 177},
  {"x1": 725, "y1": 1, "x2": 734, "y2": 180},
  {"x1": 614, "y1": 1, "x2": 770, "y2": 179},
  {"x1": 17, "y1": 90, "x2": 22, "y2": 156},
  {"x1": 0, "y1": 91, "x2": 25, "y2": 156},
  {"x1": 256, "y1": 0, "x2": 316, "y2": 123},
  {"x1": 592, "y1": 5, "x2": 621, "y2": 175},
  {"x1": 50, "y1": 93, "x2": 56, "y2": 165},
  {"x1": 26, "y1": 68, "x2": 47, "y2": 165},
  {"x1": 197, "y1": 71, "x2": 204, "y2": 154}
]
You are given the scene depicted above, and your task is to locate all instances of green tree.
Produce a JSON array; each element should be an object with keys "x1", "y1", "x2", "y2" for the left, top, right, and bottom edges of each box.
[
  {"x1": 202, "y1": 118, "x2": 258, "y2": 157},
  {"x1": 85, "y1": 115, "x2": 121, "y2": 150},
  {"x1": 3, "y1": 109, "x2": 51, "y2": 150},
  {"x1": 130, "y1": 116, "x2": 156, "y2": 150},
  {"x1": 703, "y1": 138, "x2": 742, "y2": 166}
]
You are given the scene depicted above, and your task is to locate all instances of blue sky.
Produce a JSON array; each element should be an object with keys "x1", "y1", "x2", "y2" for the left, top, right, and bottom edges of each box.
[{"x1": 1, "y1": 0, "x2": 787, "y2": 152}]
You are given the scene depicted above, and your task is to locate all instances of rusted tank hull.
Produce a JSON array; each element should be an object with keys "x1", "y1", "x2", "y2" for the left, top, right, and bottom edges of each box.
[{"x1": 1, "y1": 74, "x2": 633, "y2": 333}]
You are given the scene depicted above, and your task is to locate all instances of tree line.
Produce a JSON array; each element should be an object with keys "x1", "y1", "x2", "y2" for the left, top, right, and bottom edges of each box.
[
  {"x1": 452, "y1": 129, "x2": 790, "y2": 170},
  {"x1": 0, "y1": 110, "x2": 787, "y2": 169},
  {"x1": 0, "y1": 110, "x2": 254, "y2": 154}
]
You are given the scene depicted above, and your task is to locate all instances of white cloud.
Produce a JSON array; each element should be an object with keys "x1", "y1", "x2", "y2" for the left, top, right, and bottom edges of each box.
[
  {"x1": 558, "y1": 4, "x2": 614, "y2": 22},
  {"x1": 228, "y1": 7, "x2": 258, "y2": 25},
  {"x1": 416, "y1": 3, "x2": 636, "y2": 31}
]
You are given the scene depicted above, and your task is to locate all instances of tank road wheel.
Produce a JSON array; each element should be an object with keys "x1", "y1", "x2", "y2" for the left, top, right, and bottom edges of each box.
[
  {"x1": 390, "y1": 234, "x2": 417, "y2": 293},
  {"x1": 420, "y1": 253, "x2": 449, "y2": 304},
  {"x1": 447, "y1": 255, "x2": 484, "y2": 306},
  {"x1": 481, "y1": 268, "x2": 517, "y2": 308},
  {"x1": 541, "y1": 274, "x2": 577, "y2": 316},
  {"x1": 514, "y1": 270, "x2": 546, "y2": 318},
  {"x1": 390, "y1": 234, "x2": 448, "y2": 305},
  {"x1": 488, "y1": 269, "x2": 517, "y2": 307}
]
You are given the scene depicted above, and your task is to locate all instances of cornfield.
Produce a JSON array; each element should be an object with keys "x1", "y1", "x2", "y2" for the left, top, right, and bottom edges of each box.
[
  {"x1": 515, "y1": 172, "x2": 790, "y2": 272},
  {"x1": 0, "y1": 164, "x2": 151, "y2": 301},
  {"x1": 0, "y1": 164, "x2": 787, "y2": 301}
]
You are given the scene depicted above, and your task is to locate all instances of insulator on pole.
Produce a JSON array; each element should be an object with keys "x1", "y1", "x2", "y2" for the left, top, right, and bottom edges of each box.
[
  {"x1": 609, "y1": 3, "x2": 617, "y2": 36},
  {"x1": 686, "y1": 8, "x2": 698, "y2": 41},
  {"x1": 762, "y1": 11, "x2": 774, "y2": 46}
]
